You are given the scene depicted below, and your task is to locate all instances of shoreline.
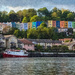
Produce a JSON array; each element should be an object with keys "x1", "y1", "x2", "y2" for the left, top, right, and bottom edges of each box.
[
  {"x1": 28, "y1": 52, "x2": 75, "y2": 57},
  {"x1": 1, "y1": 52, "x2": 75, "y2": 58}
]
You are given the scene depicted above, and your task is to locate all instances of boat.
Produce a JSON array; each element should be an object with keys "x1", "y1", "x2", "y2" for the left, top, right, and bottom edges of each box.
[{"x1": 3, "y1": 49, "x2": 28, "y2": 57}]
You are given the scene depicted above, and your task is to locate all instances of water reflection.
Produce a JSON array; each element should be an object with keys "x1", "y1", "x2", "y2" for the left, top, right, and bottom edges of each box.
[{"x1": 0, "y1": 57, "x2": 75, "y2": 75}]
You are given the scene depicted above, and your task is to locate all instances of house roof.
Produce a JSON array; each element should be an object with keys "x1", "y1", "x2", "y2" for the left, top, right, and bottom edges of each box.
[
  {"x1": 4, "y1": 35, "x2": 16, "y2": 39},
  {"x1": 18, "y1": 39, "x2": 34, "y2": 45},
  {"x1": 59, "y1": 38, "x2": 72, "y2": 41},
  {"x1": 27, "y1": 39, "x2": 62, "y2": 44}
]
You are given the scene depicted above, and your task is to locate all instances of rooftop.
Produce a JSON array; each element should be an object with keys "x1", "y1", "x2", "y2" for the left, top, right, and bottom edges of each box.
[
  {"x1": 27, "y1": 39, "x2": 62, "y2": 43},
  {"x1": 18, "y1": 39, "x2": 34, "y2": 45}
]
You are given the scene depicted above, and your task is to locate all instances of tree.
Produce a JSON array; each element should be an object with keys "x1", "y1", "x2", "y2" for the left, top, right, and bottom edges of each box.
[
  {"x1": 20, "y1": 30, "x2": 27, "y2": 38},
  {"x1": 38, "y1": 7, "x2": 49, "y2": 17},
  {"x1": 37, "y1": 27, "x2": 48, "y2": 39},
  {"x1": 30, "y1": 15, "x2": 40, "y2": 22},
  {"x1": 14, "y1": 30, "x2": 20, "y2": 38},
  {"x1": 52, "y1": 7, "x2": 58, "y2": 12},
  {"x1": 22, "y1": 17, "x2": 28, "y2": 23},
  {"x1": 27, "y1": 9, "x2": 37, "y2": 18},
  {"x1": 3, "y1": 26, "x2": 11, "y2": 34},
  {"x1": 51, "y1": 45, "x2": 59, "y2": 52},
  {"x1": 8, "y1": 27, "x2": 19, "y2": 34},
  {"x1": 22, "y1": 9, "x2": 37, "y2": 22},
  {"x1": 51, "y1": 12, "x2": 57, "y2": 19},
  {"x1": 17, "y1": 10, "x2": 23, "y2": 22},
  {"x1": 27, "y1": 28, "x2": 38, "y2": 39},
  {"x1": 8, "y1": 10, "x2": 15, "y2": 15},
  {"x1": 61, "y1": 10, "x2": 70, "y2": 20},
  {"x1": 1, "y1": 11, "x2": 9, "y2": 22},
  {"x1": 9, "y1": 13, "x2": 18, "y2": 22},
  {"x1": 35, "y1": 44, "x2": 43, "y2": 52},
  {"x1": 67, "y1": 28, "x2": 73, "y2": 35},
  {"x1": 67, "y1": 13, "x2": 74, "y2": 21},
  {"x1": 38, "y1": 22, "x2": 47, "y2": 27}
]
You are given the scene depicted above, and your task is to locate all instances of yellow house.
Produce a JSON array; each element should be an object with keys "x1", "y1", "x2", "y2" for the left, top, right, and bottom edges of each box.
[
  {"x1": 48, "y1": 20, "x2": 53, "y2": 27},
  {"x1": 64, "y1": 21, "x2": 68, "y2": 28},
  {"x1": 28, "y1": 22, "x2": 32, "y2": 29}
]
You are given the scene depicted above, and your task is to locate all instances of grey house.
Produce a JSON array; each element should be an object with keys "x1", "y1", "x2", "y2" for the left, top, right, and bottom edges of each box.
[{"x1": 28, "y1": 39, "x2": 62, "y2": 49}]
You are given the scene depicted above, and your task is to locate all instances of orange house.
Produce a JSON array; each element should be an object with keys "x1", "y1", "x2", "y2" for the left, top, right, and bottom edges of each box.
[
  {"x1": 60, "y1": 21, "x2": 64, "y2": 28},
  {"x1": 52, "y1": 21, "x2": 56, "y2": 27},
  {"x1": 28, "y1": 22, "x2": 32, "y2": 29},
  {"x1": 64, "y1": 21, "x2": 68, "y2": 28}
]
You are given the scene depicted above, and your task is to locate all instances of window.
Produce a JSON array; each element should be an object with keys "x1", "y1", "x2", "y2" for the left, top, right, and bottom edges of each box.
[{"x1": 0, "y1": 38, "x2": 2, "y2": 40}]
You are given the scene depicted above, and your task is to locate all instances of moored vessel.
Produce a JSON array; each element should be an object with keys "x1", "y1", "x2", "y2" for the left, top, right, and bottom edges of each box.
[{"x1": 3, "y1": 49, "x2": 28, "y2": 58}]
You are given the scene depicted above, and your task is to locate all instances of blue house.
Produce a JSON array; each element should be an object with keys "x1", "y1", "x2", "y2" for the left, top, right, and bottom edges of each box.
[
  {"x1": 68, "y1": 21, "x2": 72, "y2": 28},
  {"x1": 56, "y1": 21, "x2": 60, "y2": 28},
  {"x1": 24, "y1": 23, "x2": 28, "y2": 30},
  {"x1": 36, "y1": 21, "x2": 43, "y2": 28},
  {"x1": 11, "y1": 22, "x2": 16, "y2": 28}
]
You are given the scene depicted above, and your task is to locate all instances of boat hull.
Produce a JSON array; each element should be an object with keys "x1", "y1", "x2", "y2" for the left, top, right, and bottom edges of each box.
[{"x1": 3, "y1": 53, "x2": 28, "y2": 58}]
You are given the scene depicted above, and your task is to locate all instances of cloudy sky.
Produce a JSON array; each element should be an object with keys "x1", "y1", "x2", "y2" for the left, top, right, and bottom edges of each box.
[{"x1": 0, "y1": 0, "x2": 75, "y2": 12}]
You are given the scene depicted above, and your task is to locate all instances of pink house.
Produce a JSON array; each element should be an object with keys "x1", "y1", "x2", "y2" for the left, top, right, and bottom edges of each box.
[{"x1": 18, "y1": 39, "x2": 35, "y2": 51}]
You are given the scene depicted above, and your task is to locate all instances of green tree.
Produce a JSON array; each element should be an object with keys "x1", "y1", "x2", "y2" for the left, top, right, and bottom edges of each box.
[
  {"x1": 20, "y1": 30, "x2": 27, "y2": 38},
  {"x1": 1, "y1": 11, "x2": 9, "y2": 22},
  {"x1": 8, "y1": 10, "x2": 15, "y2": 15},
  {"x1": 52, "y1": 7, "x2": 58, "y2": 12},
  {"x1": 27, "y1": 9, "x2": 37, "y2": 18},
  {"x1": 8, "y1": 28, "x2": 19, "y2": 34},
  {"x1": 9, "y1": 13, "x2": 18, "y2": 22},
  {"x1": 38, "y1": 22, "x2": 47, "y2": 27},
  {"x1": 67, "y1": 13, "x2": 74, "y2": 21},
  {"x1": 27, "y1": 28, "x2": 38, "y2": 39},
  {"x1": 17, "y1": 10, "x2": 23, "y2": 22},
  {"x1": 30, "y1": 15, "x2": 40, "y2": 22},
  {"x1": 61, "y1": 10, "x2": 70, "y2": 20},
  {"x1": 35, "y1": 44, "x2": 43, "y2": 52},
  {"x1": 38, "y1": 7, "x2": 49, "y2": 17},
  {"x1": 14, "y1": 30, "x2": 20, "y2": 38},
  {"x1": 22, "y1": 17, "x2": 28, "y2": 23},
  {"x1": 51, "y1": 12, "x2": 57, "y2": 19}
]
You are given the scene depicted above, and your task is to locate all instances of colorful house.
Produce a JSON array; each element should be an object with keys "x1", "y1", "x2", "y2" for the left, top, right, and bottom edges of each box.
[
  {"x1": 60, "y1": 21, "x2": 64, "y2": 28},
  {"x1": 56, "y1": 21, "x2": 60, "y2": 28},
  {"x1": 72, "y1": 22, "x2": 75, "y2": 28},
  {"x1": 36, "y1": 21, "x2": 43, "y2": 28},
  {"x1": 52, "y1": 21, "x2": 56, "y2": 27},
  {"x1": 32, "y1": 22, "x2": 36, "y2": 28},
  {"x1": 64, "y1": 21, "x2": 68, "y2": 28},
  {"x1": 16, "y1": 23, "x2": 20, "y2": 30},
  {"x1": 20, "y1": 23, "x2": 24, "y2": 31},
  {"x1": 7, "y1": 22, "x2": 12, "y2": 27},
  {"x1": 24, "y1": 23, "x2": 28, "y2": 30},
  {"x1": 11, "y1": 22, "x2": 16, "y2": 28},
  {"x1": 28, "y1": 22, "x2": 32, "y2": 29},
  {"x1": 48, "y1": 20, "x2": 53, "y2": 27},
  {"x1": 68, "y1": 21, "x2": 72, "y2": 28}
]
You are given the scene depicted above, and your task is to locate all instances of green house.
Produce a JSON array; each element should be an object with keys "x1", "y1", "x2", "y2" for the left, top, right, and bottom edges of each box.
[
  {"x1": 32, "y1": 22, "x2": 36, "y2": 28},
  {"x1": 16, "y1": 23, "x2": 20, "y2": 30},
  {"x1": 72, "y1": 22, "x2": 75, "y2": 28}
]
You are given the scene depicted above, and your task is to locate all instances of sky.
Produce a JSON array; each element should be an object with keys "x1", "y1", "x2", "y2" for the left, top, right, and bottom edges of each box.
[{"x1": 0, "y1": 0, "x2": 75, "y2": 12}]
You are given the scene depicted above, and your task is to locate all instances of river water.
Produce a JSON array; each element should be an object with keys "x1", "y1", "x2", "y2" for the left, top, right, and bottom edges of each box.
[{"x1": 0, "y1": 57, "x2": 75, "y2": 75}]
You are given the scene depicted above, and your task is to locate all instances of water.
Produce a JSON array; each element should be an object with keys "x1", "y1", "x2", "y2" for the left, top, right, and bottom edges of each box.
[{"x1": 0, "y1": 57, "x2": 75, "y2": 75}]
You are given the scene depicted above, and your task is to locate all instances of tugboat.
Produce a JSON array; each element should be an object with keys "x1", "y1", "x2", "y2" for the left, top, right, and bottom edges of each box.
[{"x1": 3, "y1": 49, "x2": 28, "y2": 58}]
